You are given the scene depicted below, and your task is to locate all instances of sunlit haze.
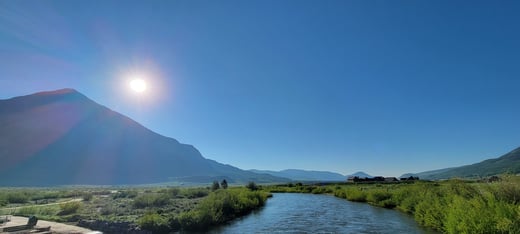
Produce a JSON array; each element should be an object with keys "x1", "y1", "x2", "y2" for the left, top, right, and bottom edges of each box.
[
  {"x1": 1, "y1": 1, "x2": 519, "y2": 177},
  {"x1": 129, "y1": 78, "x2": 147, "y2": 93}
]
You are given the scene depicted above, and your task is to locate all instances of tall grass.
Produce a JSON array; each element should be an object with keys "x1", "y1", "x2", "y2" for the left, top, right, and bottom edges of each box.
[
  {"x1": 332, "y1": 177, "x2": 520, "y2": 233},
  {"x1": 137, "y1": 188, "x2": 270, "y2": 233}
]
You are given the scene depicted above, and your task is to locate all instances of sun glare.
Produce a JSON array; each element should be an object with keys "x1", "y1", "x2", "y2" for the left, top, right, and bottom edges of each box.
[{"x1": 129, "y1": 78, "x2": 147, "y2": 93}]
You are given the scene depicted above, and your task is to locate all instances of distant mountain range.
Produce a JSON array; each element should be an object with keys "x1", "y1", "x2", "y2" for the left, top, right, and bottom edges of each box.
[
  {"x1": 0, "y1": 89, "x2": 288, "y2": 186},
  {"x1": 249, "y1": 169, "x2": 372, "y2": 181},
  {"x1": 402, "y1": 147, "x2": 520, "y2": 180},
  {"x1": 349, "y1": 171, "x2": 373, "y2": 178}
]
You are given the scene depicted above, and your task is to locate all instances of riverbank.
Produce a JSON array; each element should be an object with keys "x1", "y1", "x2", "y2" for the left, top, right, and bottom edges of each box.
[
  {"x1": 0, "y1": 186, "x2": 270, "y2": 233},
  {"x1": 260, "y1": 175, "x2": 520, "y2": 233}
]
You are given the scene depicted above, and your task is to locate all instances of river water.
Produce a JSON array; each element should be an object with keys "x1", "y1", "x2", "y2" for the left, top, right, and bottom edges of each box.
[{"x1": 211, "y1": 193, "x2": 437, "y2": 234}]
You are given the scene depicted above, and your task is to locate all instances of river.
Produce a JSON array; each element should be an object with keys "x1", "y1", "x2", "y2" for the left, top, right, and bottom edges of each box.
[{"x1": 211, "y1": 193, "x2": 437, "y2": 233}]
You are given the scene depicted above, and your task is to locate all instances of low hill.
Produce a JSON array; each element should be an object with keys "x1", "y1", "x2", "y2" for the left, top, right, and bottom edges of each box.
[
  {"x1": 348, "y1": 171, "x2": 373, "y2": 178},
  {"x1": 0, "y1": 89, "x2": 288, "y2": 186},
  {"x1": 402, "y1": 147, "x2": 520, "y2": 180}
]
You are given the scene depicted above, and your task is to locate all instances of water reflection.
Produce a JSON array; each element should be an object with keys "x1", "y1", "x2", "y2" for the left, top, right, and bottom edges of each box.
[{"x1": 211, "y1": 193, "x2": 437, "y2": 234}]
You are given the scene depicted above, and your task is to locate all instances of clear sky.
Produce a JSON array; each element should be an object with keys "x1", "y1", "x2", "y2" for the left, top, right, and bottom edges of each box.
[{"x1": 1, "y1": 0, "x2": 519, "y2": 177}]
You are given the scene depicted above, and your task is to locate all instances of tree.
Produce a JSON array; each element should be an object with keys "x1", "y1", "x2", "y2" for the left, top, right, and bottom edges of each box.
[
  {"x1": 246, "y1": 181, "x2": 258, "y2": 191},
  {"x1": 211, "y1": 180, "x2": 220, "y2": 191},
  {"x1": 221, "y1": 179, "x2": 228, "y2": 189}
]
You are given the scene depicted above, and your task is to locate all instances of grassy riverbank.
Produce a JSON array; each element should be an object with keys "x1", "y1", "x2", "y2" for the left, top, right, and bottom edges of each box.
[
  {"x1": 0, "y1": 185, "x2": 270, "y2": 233},
  {"x1": 261, "y1": 176, "x2": 520, "y2": 233}
]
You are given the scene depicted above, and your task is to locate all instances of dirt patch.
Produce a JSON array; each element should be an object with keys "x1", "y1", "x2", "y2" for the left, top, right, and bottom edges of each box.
[{"x1": 1, "y1": 216, "x2": 95, "y2": 234}]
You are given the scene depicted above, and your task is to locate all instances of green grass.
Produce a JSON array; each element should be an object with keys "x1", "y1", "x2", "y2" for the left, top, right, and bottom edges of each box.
[
  {"x1": 136, "y1": 187, "x2": 270, "y2": 232},
  {"x1": 0, "y1": 185, "x2": 270, "y2": 233},
  {"x1": 263, "y1": 176, "x2": 520, "y2": 234}
]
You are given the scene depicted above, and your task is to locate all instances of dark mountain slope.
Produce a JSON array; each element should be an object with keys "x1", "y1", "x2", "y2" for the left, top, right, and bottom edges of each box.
[{"x1": 0, "y1": 89, "x2": 286, "y2": 186}]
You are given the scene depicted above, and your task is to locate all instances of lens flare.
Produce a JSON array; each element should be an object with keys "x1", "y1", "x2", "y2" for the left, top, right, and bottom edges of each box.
[{"x1": 129, "y1": 78, "x2": 147, "y2": 93}]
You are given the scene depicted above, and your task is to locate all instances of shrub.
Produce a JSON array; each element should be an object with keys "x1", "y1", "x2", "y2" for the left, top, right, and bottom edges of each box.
[
  {"x1": 82, "y1": 193, "x2": 93, "y2": 201},
  {"x1": 137, "y1": 212, "x2": 170, "y2": 233},
  {"x1": 345, "y1": 188, "x2": 367, "y2": 202},
  {"x1": 246, "y1": 182, "x2": 258, "y2": 191},
  {"x1": 489, "y1": 178, "x2": 520, "y2": 204},
  {"x1": 113, "y1": 190, "x2": 138, "y2": 199},
  {"x1": 167, "y1": 188, "x2": 180, "y2": 198},
  {"x1": 413, "y1": 195, "x2": 445, "y2": 231},
  {"x1": 211, "y1": 181, "x2": 220, "y2": 191},
  {"x1": 133, "y1": 194, "x2": 170, "y2": 208},
  {"x1": 177, "y1": 189, "x2": 269, "y2": 231},
  {"x1": 6, "y1": 192, "x2": 29, "y2": 204},
  {"x1": 59, "y1": 201, "x2": 81, "y2": 215},
  {"x1": 333, "y1": 189, "x2": 347, "y2": 199},
  {"x1": 221, "y1": 179, "x2": 228, "y2": 189},
  {"x1": 181, "y1": 188, "x2": 209, "y2": 199},
  {"x1": 366, "y1": 190, "x2": 395, "y2": 208}
]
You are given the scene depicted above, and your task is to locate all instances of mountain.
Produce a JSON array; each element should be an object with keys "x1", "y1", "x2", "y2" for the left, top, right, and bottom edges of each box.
[
  {"x1": 348, "y1": 171, "x2": 373, "y2": 178},
  {"x1": 402, "y1": 147, "x2": 520, "y2": 180},
  {"x1": 249, "y1": 169, "x2": 349, "y2": 181},
  {"x1": 0, "y1": 89, "x2": 288, "y2": 186}
]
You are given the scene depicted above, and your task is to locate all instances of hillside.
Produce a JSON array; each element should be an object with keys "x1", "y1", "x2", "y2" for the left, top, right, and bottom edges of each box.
[
  {"x1": 249, "y1": 169, "x2": 372, "y2": 181},
  {"x1": 403, "y1": 147, "x2": 520, "y2": 180},
  {"x1": 349, "y1": 171, "x2": 373, "y2": 178},
  {"x1": 0, "y1": 89, "x2": 287, "y2": 186},
  {"x1": 250, "y1": 169, "x2": 346, "y2": 181}
]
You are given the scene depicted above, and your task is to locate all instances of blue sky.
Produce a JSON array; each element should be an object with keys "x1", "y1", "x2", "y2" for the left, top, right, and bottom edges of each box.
[{"x1": 1, "y1": 0, "x2": 519, "y2": 176}]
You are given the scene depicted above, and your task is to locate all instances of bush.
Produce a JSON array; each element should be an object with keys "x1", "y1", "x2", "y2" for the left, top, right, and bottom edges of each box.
[
  {"x1": 167, "y1": 188, "x2": 180, "y2": 198},
  {"x1": 177, "y1": 189, "x2": 269, "y2": 231},
  {"x1": 137, "y1": 212, "x2": 170, "y2": 233},
  {"x1": 345, "y1": 188, "x2": 367, "y2": 202},
  {"x1": 82, "y1": 193, "x2": 93, "y2": 201},
  {"x1": 133, "y1": 194, "x2": 170, "y2": 208},
  {"x1": 6, "y1": 192, "x2": 29, "y2": 204},
  {"x1": 333, "y1": 189, "x2": 347, "y2": 199},
  {"x1": 211, "y1": 181, "x2": 220, "y2": 191},
  {"x1": 181, "y1": 188, "x2": 209, "y2": 198},
  {"x1": 221, "y1": 179, "x2": 228, "y2": 189},
  {"x1": 246, "y1": 182, "x2": 258, "y2": 191},
  {"x1": 112, "y1": 190, "x2": 138, "y2": 199},
  {"x1": 59, "y1": 201, "x2": 81, "y2": 215}
]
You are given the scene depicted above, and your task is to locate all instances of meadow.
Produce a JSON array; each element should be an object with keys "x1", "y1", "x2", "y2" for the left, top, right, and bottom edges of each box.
[{"x1": 0, "y1": 183, "x2": 269, "y2": 233}]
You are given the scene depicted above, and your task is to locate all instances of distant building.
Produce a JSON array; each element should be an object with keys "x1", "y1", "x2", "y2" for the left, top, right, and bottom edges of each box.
[
  {"x1": 384, "y1": 177, "x2": 398, "y2": 182},
  {"x1": 347, "y1": 176, "x2": 397, "y2": 183}
]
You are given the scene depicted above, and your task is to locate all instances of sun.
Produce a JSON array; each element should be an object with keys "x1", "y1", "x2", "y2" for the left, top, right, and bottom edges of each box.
[{"x1": 129, "y1": 78, "x2": 147, "y2": 93}]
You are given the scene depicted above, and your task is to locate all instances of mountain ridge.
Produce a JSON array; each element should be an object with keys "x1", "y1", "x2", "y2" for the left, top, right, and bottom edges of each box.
[
  {"x1": 249, "y1": 169, "x2": 373, "y2": 181},
  {"x1": 0, "y1": 89, "x2": 287, "y2": 186},
  {"x1": 402, "y1": 147, "x2": 520, "y2": 180}
]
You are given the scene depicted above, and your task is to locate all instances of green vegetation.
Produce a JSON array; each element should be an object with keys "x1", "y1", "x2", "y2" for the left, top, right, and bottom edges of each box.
[
  {"x1": 134, "y1": 187, "x2": 269, "y2": 233},
  {"x1": 174, "y1": 188, "x2": 269, "y2": 231},
  {"x1": 5, "y1": 177, "x2": 518, "y2": 233},
  {"x1": 59, "y1": 201, "x2": 82, "y2": 215},
  {"x1": 211, "y1": 181, "x2": 220, "y2": 191},
  {"x1": 0, "y1": 184, "x2": 269, "y2": 233},
  {"x1": 262, "y1": 176, "x2": 520, "y2": 233}
]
